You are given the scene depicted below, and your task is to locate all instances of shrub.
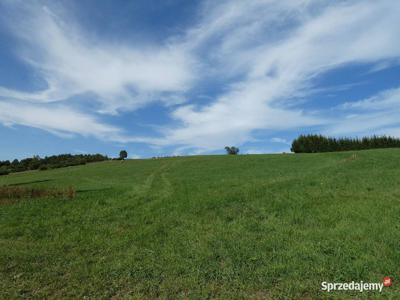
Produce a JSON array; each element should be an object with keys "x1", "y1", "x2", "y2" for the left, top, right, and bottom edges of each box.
[
  {"x1": 0, "y1": 167, "x2": 10, "y2": 176},
  {"x1": 225, "y1": 146, "x2": 240, "y2": 155},
  {"x1": 38, "y1": 165, "x2": 49, "y2": 171}
]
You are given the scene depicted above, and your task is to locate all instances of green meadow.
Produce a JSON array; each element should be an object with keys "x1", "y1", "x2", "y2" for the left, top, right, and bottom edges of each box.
[{"x1": 1, "y1": 149, "x2": 399, "y2": 299}]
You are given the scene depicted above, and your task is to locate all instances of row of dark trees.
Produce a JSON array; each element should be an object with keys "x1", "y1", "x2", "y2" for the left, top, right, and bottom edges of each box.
[
  {"x1": 291, "y1": 134, "x2": 400, "y2": 153},
  {"x1": 0, "y1": 153, "x2": 109, "y2": 176}
]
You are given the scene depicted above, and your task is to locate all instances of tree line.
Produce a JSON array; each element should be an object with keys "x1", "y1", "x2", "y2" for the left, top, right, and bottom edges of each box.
[
  {"x1": 291, "y1": 134, "x2": 400, "y2": 153},
  {"x1": 0, "y1": 153, "x2": 109, "y2": 176}
]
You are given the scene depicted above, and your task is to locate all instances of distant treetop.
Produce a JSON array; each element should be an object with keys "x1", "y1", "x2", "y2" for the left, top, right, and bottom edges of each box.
[
  {"x1": 119, "y1": 150, "x2": 128, "y2": 160},
  {"x1": 225, "y1": 146, "x2": 239, "y2": 155}
]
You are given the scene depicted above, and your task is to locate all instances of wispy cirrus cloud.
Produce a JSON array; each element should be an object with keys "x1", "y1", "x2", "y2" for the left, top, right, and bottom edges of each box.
[
  {"x1": 1, "y1": 2, "x2": 195, "y2": 111},
  {"x1": 1, "y1": 0, "x2": 400, "y2": 152},
  {"x1": 341, "y1": 88, "x2": 400, "y2": 111},
  {"x1": 0, "y1": 100, "x2": 121, "y2": 139},
  {"x1": 161, "y1": 0, "x2": 400, "y2": 150},
  {"x1": 326, "y1": 87, "x2": 400, "y2": 136}
]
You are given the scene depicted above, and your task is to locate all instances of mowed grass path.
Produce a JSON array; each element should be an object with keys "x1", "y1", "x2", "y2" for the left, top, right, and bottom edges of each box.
[{"x1": 1, "y1": 149, "x2": 400, "y2": 299}]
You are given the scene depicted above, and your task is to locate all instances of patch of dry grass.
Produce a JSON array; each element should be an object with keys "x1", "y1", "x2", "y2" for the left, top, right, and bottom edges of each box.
[{"x1": 0, "y1": 186, "x2": 75, "y2": 205}]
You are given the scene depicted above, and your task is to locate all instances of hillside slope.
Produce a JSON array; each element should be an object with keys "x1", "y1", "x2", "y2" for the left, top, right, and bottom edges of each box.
[{"x1": 1, "y1": 149, "x2": 400, "y2": 299}]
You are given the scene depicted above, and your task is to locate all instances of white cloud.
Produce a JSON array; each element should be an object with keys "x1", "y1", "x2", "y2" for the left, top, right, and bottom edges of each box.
[
  {"x1": 0, "y1": 100, "x2": 125, "y2": 140},
  {"x1": 244, "y1": 149, "x2": 266, "y2": 155},
  {"x1": 0, "y1": 2, "x2": 195, "y2": 114},
  {"x1": 160, "y1": 0, "x2": 400, "y2": 149},
  {"x1": 326, "y1": 87, "x2": 400, "y2": 137},
  {"x1": 270, "y1": 137, "x2": 290, "y2": 144},
  {"x1": 1, "y1": 0, "x2": 400, "y2": 151},
  {"x1": 244, "y1": 147, "x2": 291, "y2": 155},
  {"x1": 341, "y1": 88, "x2": 400, "y2": 111}
]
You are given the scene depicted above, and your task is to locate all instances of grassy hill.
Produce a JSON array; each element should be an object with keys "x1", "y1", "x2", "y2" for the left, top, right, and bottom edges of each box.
[{"x1": 1, "y1": 149, "x2": 400, "y2": 299}]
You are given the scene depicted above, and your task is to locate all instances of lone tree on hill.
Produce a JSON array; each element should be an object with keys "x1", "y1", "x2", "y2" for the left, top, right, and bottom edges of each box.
[
  {"x1": 225, "y1": 146, "x2": 239, "y2": 155},
  {"x1": 119, "y1": 150, "x2": 128, "y2": 160}
]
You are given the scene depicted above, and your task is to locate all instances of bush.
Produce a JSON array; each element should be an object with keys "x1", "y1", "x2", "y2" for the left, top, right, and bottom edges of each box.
[
  {"x1": 0, "y1": 167, "x2": 10, "y2": 176},
  {"x1": 291, "y1": 135, "x2": 400, "y2": 153},
  {"x1": 225, "y1": 146, "x2": 240, "y2": 155},
  {"x1": 38, "y1": 165, "x2": 49, "y2": 171}
]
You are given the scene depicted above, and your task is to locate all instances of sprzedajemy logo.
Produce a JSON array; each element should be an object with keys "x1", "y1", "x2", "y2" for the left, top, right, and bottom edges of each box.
[{"x1": 321, "y1": 277, "x2": 392, "y2": 293}]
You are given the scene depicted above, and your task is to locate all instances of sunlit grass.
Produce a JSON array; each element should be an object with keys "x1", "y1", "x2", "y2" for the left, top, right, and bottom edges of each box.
[{"x1": 1, "y1": 149, "x2": 400, "y2": 299}]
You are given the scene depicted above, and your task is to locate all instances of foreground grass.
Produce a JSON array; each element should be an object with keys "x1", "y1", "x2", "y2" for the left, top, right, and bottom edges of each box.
[{"x1": 1, "y1": 149, "x2": 400, "y2": 299}]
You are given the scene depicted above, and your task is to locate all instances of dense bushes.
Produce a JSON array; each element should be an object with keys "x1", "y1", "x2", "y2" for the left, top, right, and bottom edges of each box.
[
  {"x1": 0, "y1": 167, "x2": 10, "y2": 176},
  {"x1": 0, "y1": 154, "x2": 109, "y2": 176},
  {"x1": 291, "y1": 134, "x2": 400, "y2": 153}
]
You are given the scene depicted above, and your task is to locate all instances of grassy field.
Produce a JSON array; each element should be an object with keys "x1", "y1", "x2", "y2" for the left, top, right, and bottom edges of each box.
[{"x1": 1, "y1": 149, "x2": 400, "y2": 299}]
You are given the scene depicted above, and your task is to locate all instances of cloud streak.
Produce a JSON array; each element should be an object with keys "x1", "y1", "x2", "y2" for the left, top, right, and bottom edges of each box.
[
  {"x1": 0, "y1": 1, "x2": 195, "y2": 113},
  {"x1": 0, "y1": 100, "x2": 121, "y2": 139},
  {"x1": 1, "y1": 0, "x2": 400, "y2": 152},
  {"x1": 162, "y1": 0, "x2": 400, "y2": 150},
  {"x1": 327, "y1": 87, "x2": 400, "y2": 137}
]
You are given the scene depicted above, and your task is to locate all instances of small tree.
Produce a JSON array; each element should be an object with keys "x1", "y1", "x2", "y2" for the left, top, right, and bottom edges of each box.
[
  {"x1": 119, "y1": 150, "x2": 128, "y2": 160},
  {"x1": 225, "y1": 146, "x2": 239, "y2": 155}
]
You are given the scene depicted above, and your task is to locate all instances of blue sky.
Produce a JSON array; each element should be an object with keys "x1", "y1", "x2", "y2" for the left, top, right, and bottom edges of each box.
[{"x1": 0, "y1": 0, "x2": 400, "y2": 160}]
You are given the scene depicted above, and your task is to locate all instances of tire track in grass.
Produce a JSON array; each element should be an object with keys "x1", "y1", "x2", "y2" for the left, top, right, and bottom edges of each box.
[
  {"x1": 127, "y1": 160, "x2": 177, "y2": 207},
  {"x1": 148, "y1": 161, "x2": 175, "y2": 199}
]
